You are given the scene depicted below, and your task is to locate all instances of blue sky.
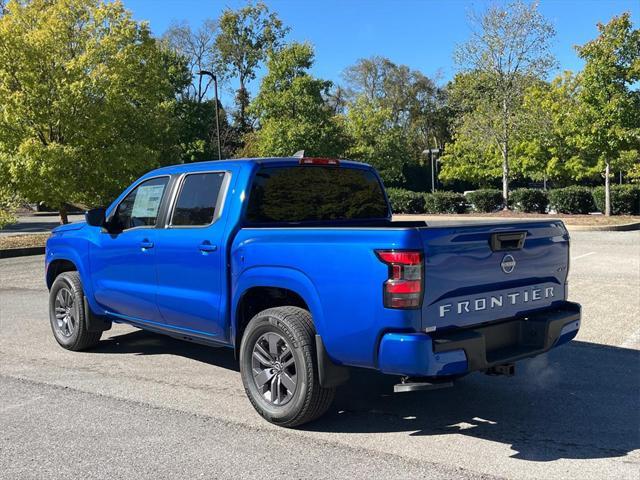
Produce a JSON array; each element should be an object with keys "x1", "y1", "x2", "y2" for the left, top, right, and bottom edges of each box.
[{"x1": 123, "y1": 0, "x2": 639, "y2": 106}]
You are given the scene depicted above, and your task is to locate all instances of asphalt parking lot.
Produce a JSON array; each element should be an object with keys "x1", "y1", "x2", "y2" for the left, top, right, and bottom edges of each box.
[{"x1": 0, "y1": 230, "x2": 638, "y2": 479}]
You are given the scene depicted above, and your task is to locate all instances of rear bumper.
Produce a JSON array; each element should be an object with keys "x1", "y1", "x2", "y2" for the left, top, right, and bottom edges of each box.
[{"x1": 377, "y1": 301, "x2": 581, "y2": 377}]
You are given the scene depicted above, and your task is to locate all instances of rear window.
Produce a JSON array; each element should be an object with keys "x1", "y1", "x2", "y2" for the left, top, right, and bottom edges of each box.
[{"x1": 245, "y1": 166, "x2": 389, "y2": 223}]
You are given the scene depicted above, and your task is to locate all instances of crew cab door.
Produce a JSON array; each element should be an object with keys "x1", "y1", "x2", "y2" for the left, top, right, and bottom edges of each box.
[
  {"x1": 90, "y1": 176, "x2": 170, "y2": 323},
  {"x1": 154, "y1": 171, "x2": 232, "y2": 338}
]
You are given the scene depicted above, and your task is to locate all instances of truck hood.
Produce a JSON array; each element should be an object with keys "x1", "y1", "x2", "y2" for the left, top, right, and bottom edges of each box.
[{"x1": 52, "y1": 221, "x2": 86, "y2": 234}]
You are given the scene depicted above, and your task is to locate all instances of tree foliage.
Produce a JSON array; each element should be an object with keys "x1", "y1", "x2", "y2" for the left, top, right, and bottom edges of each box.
[
  {"x1": 573, "y1": 13, "x2": 640, "y2": 214},
  {"x1": 450, "y1": 1, "x2": 556, "y2": 204},
  {"x1": 247, "y1": 43, "x2": 347, "y2": 158},
  {"x1": 215, "y1": 1, "x2": 288, "y2": 133},
  {"x1": 343, "y1": 56, "x2": 449, "y2": 188},
  {"x1": 0, "y1": 0, "x2": 182, "y2": 222},
  {"x1": 516, "y1": 72, "x2": 582, "y2": 184}
]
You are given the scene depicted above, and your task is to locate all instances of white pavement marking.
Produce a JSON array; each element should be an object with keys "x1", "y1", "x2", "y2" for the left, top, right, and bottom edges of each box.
[
  {"x1": 0, "y1": 396, "x2": 44, "y2": 414},
  {"x1": 621, "y1": 327, "x2": 640, "y2": 349},
  {"x1": 572, "y1": 251, "x2": 596, "y2": 260}
]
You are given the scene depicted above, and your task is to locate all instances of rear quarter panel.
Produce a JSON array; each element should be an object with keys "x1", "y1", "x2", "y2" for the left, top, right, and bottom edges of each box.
[{"x1": 231, "y1": 227, "x2": 422, "y2": 369}]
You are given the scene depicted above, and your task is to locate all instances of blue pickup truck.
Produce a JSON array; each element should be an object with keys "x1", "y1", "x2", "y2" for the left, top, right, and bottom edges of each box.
[{"x1": 46, "y1": 156, "x2": 581, "y2": 426}]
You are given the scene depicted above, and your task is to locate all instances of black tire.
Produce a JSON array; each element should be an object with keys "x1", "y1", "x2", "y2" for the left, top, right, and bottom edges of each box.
[
  {"x1": 239, "y1": 306, "x2": 335, "y2": 427},
  {"x1": 49, "y1": 271, "x2": 102, "y2": 351}
]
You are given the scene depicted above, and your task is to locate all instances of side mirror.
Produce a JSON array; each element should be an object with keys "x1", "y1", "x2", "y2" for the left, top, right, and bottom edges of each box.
[{"x1": 85, "y1": 207, "x2": 106, "y2": 227}]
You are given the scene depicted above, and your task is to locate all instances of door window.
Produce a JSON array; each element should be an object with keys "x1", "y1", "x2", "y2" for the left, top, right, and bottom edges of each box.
[
  {"x1": 112, "y1": 177, "x2": 169, "y2": 231},
  {"x1": 171, "y1": 172, "x2": 226, "y2": 226}
]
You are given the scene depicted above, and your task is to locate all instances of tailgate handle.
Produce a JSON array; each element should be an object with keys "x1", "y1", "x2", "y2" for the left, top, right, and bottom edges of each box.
[{"x1": 490, "y1": 232, "x2": 526, "y2": 251}]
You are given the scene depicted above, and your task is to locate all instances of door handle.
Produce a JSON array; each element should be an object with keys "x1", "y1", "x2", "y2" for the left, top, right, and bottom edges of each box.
[
  {"x1": 198, "y1": 242, "x2": 217, "y2": 253},
  {"x1": 140, "y1": 240, "x2": 154, "y2": 250}
]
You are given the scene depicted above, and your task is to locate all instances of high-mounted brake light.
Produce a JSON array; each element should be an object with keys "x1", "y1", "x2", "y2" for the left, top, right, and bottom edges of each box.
[
  {"x1": 299, "y1": 157, "x2": 340, "y2": 166},
  {"x1": 375, "y1": 249, "x2": 424, "y2": 309}
]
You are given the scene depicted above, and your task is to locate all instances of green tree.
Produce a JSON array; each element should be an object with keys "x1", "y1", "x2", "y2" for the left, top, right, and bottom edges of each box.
[
  {"x1": 574, "y1": 13, "x2": 640, "y2": 215},
  {"x1": 452, "y1": 1, "x2": 556, "y2": 205},
  {"x1": 517, "y1": 72, "x2": 582, "y2": 186},
  {"x1": 343, "y1": 56, "x2": 448, "y2": 189},
  {"x1": 215, "y1": 1, "x2": 289, "y2": 134},
  {"x1": 346, "y1": 97, "x2": 416, "y2": 187},
  {"x1": 162, "y1": 21, "x2": 240, "y2": 161},
  {"x1": 0, "y1": 0, "x2": 182, "y2": 223},
  {"x1": 248, "y1": 43, "x2": 347, "y2": 158},
  {"x1": 174, "y1": 99, "x2": 237, "y2": 162}
]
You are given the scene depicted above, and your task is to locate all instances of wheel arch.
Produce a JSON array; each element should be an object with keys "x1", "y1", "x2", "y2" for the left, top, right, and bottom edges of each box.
[
  {"x1": 45, "y1": 244, "x2": 103, "y2": 317},
  {"x1": 46, "y1": 258, "x2": 79, "y2": 289},
  {"x1": 231, "y1": 266, "x2": 326, "y2": 355}
]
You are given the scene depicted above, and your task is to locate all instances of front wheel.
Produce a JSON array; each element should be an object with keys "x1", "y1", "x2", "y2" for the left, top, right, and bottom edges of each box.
[
  {"x1": 49, "y1": 271, "x2": 102, "y2": 351},
  {"x1": 239, "y1": 306, "x2": 335, "y2": 427}
]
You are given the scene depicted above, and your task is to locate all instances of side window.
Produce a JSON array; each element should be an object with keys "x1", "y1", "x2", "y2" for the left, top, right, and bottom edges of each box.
[
  {"x1": 171, "y1": 172, "x2": 226, "y2": 226},
  {"x1": 113, "y1": 177, "x2": 169, "y2": 231}
]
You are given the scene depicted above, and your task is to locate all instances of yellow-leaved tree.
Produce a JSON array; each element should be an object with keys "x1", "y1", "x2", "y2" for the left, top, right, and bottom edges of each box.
[{"x1": 0, "y1": 0, "x2": 184, "y2": 223}]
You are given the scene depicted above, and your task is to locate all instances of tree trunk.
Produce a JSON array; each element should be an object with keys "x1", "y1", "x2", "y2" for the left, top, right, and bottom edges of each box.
[
  {"x1": 237, "y1": 75, "x2": 248, "y2": 131},
  {"x1": 501, "y1": 141, "x2": 509, "y2": 209},
  {"x1": 604, "y1": 161, "x2": 611, "y2": 216},
  {"x1": 59, "y1": 206, "x2": 69, "y2": 225},
  {"x1": 501, "y1": 97, "x2": 509, "y2": 209}
]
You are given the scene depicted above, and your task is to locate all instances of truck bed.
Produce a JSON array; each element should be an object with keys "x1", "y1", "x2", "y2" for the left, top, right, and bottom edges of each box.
[{"x1": 232, "y1": 219, "x2": 569, "y2": 369}]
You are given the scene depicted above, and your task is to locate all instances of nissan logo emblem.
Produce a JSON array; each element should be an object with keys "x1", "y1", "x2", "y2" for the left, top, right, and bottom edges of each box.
[{"x1": 501, "y1": 254, "x2": 516, "y2": 274}]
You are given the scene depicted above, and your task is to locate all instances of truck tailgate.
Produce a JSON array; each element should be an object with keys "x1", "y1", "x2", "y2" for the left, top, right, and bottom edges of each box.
[{"x1": 418, "y1": 221, "x2": 570, "y2": 332}]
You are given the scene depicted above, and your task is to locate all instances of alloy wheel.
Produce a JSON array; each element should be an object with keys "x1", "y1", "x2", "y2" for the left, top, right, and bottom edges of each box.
[
  {"x1": 251, "y1": 332, "x2": 298, "y2": 405},
  {"x1": 54, "y1": 287, "x2": 76, "y2": 337}
]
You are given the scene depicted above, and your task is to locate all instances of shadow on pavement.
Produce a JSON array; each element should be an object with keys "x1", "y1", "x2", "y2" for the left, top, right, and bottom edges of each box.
[
  {"x1": 93, "y1": 329, "x2": 239, "y2": 372},
  {"x1": 91, "y1": 331, "x2": 639, "y2": 462},
  {"x1": 309, "y1": 341, "x2": 640, "y2": 462}
]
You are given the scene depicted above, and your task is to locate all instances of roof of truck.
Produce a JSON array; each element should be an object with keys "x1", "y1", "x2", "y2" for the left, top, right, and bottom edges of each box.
[{"x1": 148, "y1": 157, "x2": 372, "y2": 177}]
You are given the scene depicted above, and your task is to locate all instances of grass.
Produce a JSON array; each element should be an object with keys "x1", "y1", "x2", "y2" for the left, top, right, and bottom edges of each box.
[{"x1": 0, "y1": 233, "x2": 49, "y2": 250}]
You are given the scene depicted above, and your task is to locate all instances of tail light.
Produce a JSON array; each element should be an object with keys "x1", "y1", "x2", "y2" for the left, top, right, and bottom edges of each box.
[{"x1": 375, "y1": 250, "x2": 424, "y2": 309}]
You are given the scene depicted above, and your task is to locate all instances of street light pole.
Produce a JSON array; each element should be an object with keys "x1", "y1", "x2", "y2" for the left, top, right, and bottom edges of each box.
[
  {"x1": 198, "y1": 70, "x2": 221, "y2": 160},
  {"x1": 423, "y1": 148, "x2": 440, "y2": 193}
]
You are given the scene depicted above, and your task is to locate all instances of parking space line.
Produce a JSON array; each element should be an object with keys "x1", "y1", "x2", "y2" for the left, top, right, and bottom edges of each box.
[
  {"x1": 621, "y1": 328, "x2": 640, "y2": 349},
  {"x1": 572, "y1": 251, "x2": 596, "y2": 260}
]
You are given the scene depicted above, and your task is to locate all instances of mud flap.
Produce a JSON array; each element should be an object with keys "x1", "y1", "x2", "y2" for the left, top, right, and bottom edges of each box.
[
  {"x1": 315, "y1": 335, "x2": 349, "y2": 388},
  {"x1": 84, "y1": 298, "x2": 112, "y2": 332}
]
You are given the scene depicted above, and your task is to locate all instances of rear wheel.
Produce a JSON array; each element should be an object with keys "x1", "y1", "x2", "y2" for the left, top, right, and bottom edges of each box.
[
  {"x1": 49, "y1": 271, "x2": 102, "y2": 351},
  {"x1": 239, "y1": 306, "x2": 335, "y2": 427}
]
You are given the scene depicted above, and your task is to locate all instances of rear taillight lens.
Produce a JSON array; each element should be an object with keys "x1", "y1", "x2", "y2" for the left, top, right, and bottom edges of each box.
[{"x1": 375, "y1": 250, "x2": 424, "y2": 309}]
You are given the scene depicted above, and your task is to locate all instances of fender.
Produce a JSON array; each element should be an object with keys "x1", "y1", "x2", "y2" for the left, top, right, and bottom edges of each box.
[
  {"x1": 231, "y1": 265, "x2": 326, "y2": 350},
  {"x1": 46, "y1": 243, "x2": 103, "y2": 317}
]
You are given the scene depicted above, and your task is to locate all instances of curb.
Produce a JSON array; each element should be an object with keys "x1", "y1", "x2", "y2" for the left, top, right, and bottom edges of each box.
[{"x1": 0, "y1": 246, "x2": 46, "y2": 259}]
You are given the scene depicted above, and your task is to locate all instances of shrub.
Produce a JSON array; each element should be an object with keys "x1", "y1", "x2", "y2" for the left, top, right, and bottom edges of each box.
[
  {"x1": 466, "y1": 189, "x2": 503, "y2": 212},
  {"x1": 0, "y1": 208, "x2": 15, "y2": 229},
  {"x1": 510, "y1": 188, "x2": 549, "y2": 213},
  {"x1": 424, "y1": 191, "x2": 468, "y2": 214},
  {"x1": 548, "y1": 186, "x2": 595, "y2": 214},
  {"x1": 0, "y1": 194, "x2": 19, "y2": 229},
  {"x1": 592, "y1": 185, "x2": 640, "y2": 215},
  {"x1": 386, "y1": 188, "x2": 426, "y2": 214}
]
